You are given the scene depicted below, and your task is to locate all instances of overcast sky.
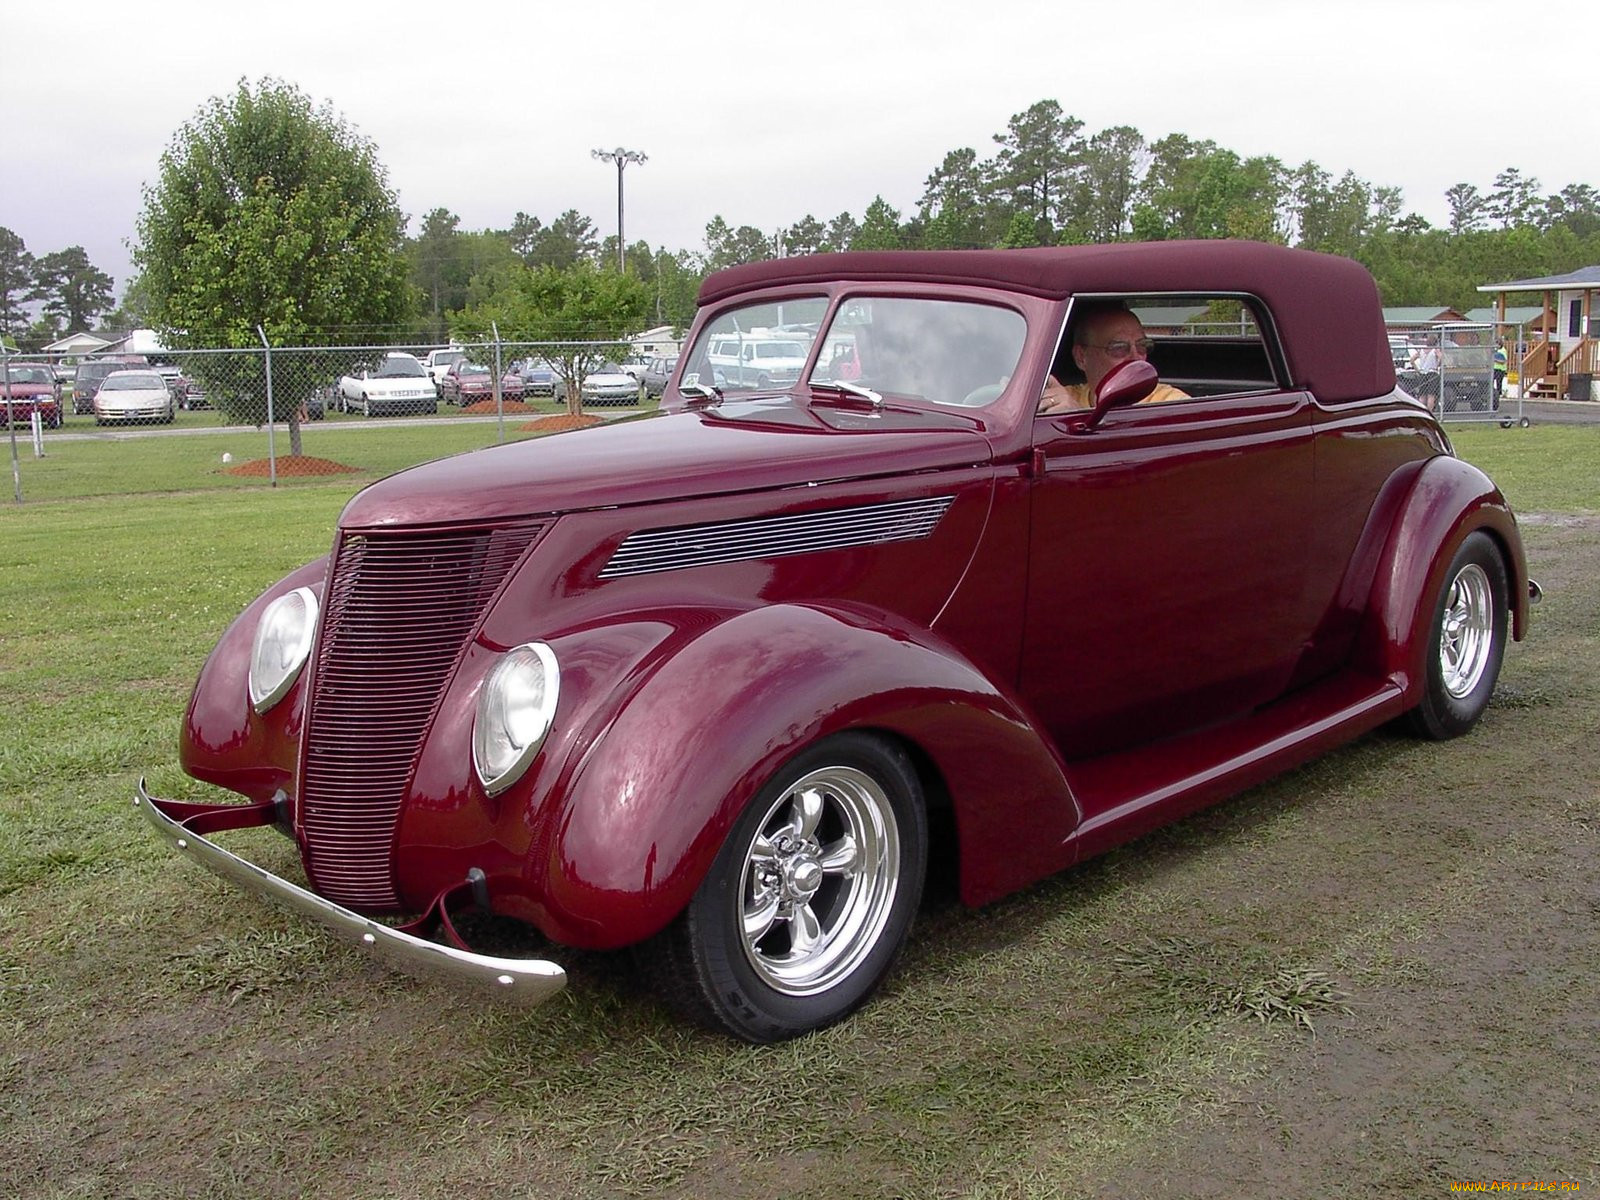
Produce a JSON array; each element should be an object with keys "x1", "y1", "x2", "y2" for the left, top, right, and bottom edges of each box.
[{"x1": 5, "y1": 0, "x2": 1592, "y2": 305}]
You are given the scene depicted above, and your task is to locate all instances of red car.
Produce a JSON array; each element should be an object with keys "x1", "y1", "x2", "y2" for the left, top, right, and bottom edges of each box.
[
  {"x1": 139, "y1": 242, "x2": 1536, "y2": 1042},
  {"x1": 2, "y1": 362, "x2": 63, "y2": 429},
  {"x1": 438, "y1": 359, "x2": 526, "y2": 406}
]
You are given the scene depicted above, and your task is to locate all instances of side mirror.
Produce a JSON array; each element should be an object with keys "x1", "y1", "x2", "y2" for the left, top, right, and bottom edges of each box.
[{"x1": 1069, "y1": 359, "x2": 1158, "y2": 434}]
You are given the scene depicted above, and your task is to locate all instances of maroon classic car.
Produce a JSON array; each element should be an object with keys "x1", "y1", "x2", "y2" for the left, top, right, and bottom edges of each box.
[
  {"x1": 138, "y1": 242, "x2": 1536, "y2": 1042},
  {"x1": 2, "y1": 363, "x2": 64, "y2": 428}
]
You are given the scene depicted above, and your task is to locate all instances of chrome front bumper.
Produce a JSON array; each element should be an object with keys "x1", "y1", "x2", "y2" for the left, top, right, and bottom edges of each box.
[{"x1": 135, "y1": 779, "x2": 567, "y2": 1008}]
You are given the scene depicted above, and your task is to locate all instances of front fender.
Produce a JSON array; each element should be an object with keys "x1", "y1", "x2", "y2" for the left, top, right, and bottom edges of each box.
[
  {"x1": 536, "y1": 602, "x2": 1080, "y2": 949},
  {"x1": 1355, "y1": 454, "x2": 1529, "y2": 700},
  {"x1": 180, "y1": 556, "x2": 330, "y2": 801}
]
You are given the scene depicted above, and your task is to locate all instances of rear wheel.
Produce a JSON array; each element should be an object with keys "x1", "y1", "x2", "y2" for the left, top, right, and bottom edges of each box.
[
  {"x1": 641, "y1": 733, "x2": 927, "y2": 1042},
  {"x1": 1406, "y1": 531, "x2": 1508, "y2": 740}
]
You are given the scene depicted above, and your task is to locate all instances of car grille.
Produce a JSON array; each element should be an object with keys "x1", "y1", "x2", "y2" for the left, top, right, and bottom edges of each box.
[{"x1": 299, "y1": 519, "x2": 548, "y2": 909}]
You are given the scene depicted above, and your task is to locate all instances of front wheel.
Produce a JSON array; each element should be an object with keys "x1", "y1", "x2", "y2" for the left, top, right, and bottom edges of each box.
[
  {"x1": 640, "y1": 733, "x2": 928, "y2": 1042},
  {"x1": 1406, "y1": 531, "x2": 1508, "y2": 740}
]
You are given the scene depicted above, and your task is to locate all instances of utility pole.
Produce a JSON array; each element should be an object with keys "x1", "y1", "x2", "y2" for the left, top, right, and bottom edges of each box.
[{"x1": 591, "y1": 147, "x2": 647, "y2": 272}]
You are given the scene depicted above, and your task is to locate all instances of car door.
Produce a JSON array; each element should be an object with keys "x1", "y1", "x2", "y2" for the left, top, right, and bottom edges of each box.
[{"x1": 1021, "y1": 390, "x2": 1319, "y2": 759}]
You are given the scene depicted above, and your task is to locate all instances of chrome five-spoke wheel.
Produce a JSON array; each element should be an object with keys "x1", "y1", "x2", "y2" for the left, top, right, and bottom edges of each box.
[
  {"x1": 739, "y1": 765, "x2": 901, "y2": 997},
  {"x1": 1408, "y1": 531, "x2": 1508, "y2": 740},
  {"x1": 1439, "y1": 562, "x2": 1494, "y2": 699},
  {"x1": 642, "y1": 732, "x2": 927, "y2": 1042}
]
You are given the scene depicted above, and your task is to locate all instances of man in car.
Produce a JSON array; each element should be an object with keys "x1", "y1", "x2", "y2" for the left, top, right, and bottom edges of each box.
[{"x1": 1038, "y1": 303, "x2": 1188, "y2": 413}]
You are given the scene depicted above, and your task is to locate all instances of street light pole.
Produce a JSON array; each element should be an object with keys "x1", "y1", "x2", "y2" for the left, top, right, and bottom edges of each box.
[{"x1": 591, "y1": 147, "x2": 646, "y2": 273}]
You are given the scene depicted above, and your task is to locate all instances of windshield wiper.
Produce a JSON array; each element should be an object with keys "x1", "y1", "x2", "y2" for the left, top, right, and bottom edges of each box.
[
  {"x1": 808, "y1": 379, "x2": 884, "y2": 409},
  {"x1": 679, "y1": 382, "x2": 723, "y2": 406}
]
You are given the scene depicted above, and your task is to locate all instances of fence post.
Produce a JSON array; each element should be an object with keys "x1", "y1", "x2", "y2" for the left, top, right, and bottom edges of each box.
[
  {"x1": 257, "y1": 325, "x2": 277, "y2": 487},
  {"x1": 492, "y1": 320, "x2": 505, "y2": 443},
  {"x1": 4, "y1": 342, "x2": 20, "y2": 503}
]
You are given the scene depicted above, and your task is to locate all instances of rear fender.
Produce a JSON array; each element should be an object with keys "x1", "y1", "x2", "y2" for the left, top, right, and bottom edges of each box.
[
  {"x1": 1355, "y1": 455, "x2": 1529, "y2": 699},
  {"x1": 536, "y1": 602, "x2": 1079, "y2": 948}
]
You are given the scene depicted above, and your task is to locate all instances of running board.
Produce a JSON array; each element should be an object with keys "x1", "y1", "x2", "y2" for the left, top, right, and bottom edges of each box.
[{"x1": 1062, "y1": 670, "x2": 1408, "y2": 862}]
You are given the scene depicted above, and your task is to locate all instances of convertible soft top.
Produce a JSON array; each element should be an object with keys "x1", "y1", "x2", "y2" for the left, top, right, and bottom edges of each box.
[{"x1": 699, "y1": 241, "x2": 1395, "y2": 405}]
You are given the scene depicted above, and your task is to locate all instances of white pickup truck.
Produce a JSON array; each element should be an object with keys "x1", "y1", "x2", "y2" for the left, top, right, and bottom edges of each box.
[{"x1": 423, "y1": 347, "x2": 467, "y2": 387}]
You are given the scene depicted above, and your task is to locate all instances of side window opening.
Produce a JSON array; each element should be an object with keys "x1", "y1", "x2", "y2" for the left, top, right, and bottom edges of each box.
[{"x1": 1050, "y1": 295, "x2": 1281, "y2": 405}]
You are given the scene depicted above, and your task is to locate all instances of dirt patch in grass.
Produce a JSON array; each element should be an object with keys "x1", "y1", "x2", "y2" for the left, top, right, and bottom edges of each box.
[
  {"x1": 460, "y1": 399, "x2": 538, "y2": 415},
  {"x1": 222, "y1": 455, "x2": 361, "y2": 477},
  {"x1": 518, "y1": 414, "x2": 604, "y2": 433}
]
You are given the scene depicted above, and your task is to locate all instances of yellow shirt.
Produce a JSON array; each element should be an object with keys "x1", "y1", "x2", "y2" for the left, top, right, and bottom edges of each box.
[{"x1": 1038, "y1": 380, "x2": 1189, "y2": 415}]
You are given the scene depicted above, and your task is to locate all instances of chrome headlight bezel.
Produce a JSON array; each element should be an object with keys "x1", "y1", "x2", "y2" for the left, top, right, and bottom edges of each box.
[
  {"x1": 248, "y1": 586, "x2": 319, "y2": 714},
  {"x1": 473, "y1": 642, "x2": 560, "y2": 797}
]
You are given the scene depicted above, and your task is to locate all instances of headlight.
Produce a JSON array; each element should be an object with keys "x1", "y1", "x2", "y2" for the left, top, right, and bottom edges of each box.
[
  {"x1": 248, "y1": 586, "x2": 319, "y2": 714},
  {"x1": 473, "y1": 643, "x2": 560, "y2": 796}
]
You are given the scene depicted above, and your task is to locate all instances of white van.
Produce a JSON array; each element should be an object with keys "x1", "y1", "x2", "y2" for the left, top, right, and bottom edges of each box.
[{"x1": 705, "y1": 336, "x2": 809, "y2": 389}]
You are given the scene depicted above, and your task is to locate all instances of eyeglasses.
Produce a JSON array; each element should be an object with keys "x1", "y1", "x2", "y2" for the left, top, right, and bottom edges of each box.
[{"x1": 1084, "y1": 338, "x2": 1156, "y2": 359}]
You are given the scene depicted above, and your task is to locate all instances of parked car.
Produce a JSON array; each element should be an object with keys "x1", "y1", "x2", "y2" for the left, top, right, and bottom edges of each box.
[
  {"x1": 1, "y1": 363, "x2": 64, "y2": 429},
  {"x1": 93, "y1": 369, "x2": 174, "y2": 424},
  {"x1": 338, "y1": 352, "x2": 439, "y2": 417},
  {"x1": 510, "y1": 357, "x2": 558, "y2": 397},
  {"x1": 439, "y1": 360, "x2": 527, "y2": 406},
  {"x1": 138, "y1": 242, "x2": 1536, "y2": 1043},
  {"x1": 642, "y1": 355, "x2": 678, "y2": 399},
  {"x1": 554, "y1": 362, "x2": 641, "y2": 405},
  {"x1": 73, "y1": 356, "x2": 149, "y2": 415}
]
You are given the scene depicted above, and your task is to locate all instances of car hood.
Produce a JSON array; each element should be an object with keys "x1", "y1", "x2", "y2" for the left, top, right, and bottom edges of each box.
[
  {"x1": 1, "y1": 384, "x2": 54, "y2": 398},
  {"x1": 98, "y1": 388, "x2": 169, "y2": 403},
  {"x1": 584, "y1": 373, "x2": 635, "y2": 387},
  {"x1": 340, "y1": 397, "x2": 992, "y2": 528}
]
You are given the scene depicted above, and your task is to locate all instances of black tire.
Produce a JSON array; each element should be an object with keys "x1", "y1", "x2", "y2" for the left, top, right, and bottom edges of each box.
[
  {"x1": 639, "y1": 732, "x2": 927, "y2": 1042},
  {"x1": 1405, "y1": 531, "x2": 1508, "y2": 740}
]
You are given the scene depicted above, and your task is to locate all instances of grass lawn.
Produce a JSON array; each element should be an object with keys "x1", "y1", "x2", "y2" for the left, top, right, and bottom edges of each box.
[{"x1": 1, "y1": 422, "x2": 1595, "y2": 1198}]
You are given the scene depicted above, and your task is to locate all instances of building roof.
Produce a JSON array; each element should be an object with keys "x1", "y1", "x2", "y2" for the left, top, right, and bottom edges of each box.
[
  {"x1": 700, "y1": 242, "x2": 1393, "y2": 404},
  {"x1": 1382, "y1": 306, "x2": 1469, "y2": 325},
  {"x1": 1464, "y1": 306, "x2": 1546, "y2": 326},
  {"x1": 43, "y1": 331, "x2": 114, "y2": 355},
  {"x1": 1477, "y1": 266, "x2": 1600, "y2": 292}
]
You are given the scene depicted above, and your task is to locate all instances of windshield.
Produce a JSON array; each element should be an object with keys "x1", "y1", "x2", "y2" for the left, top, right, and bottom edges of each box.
[
  {"x1": 811, "y1": 297, "x2": 1028, "y2": 407},
  {"x1": 434, "y1": 350, "x2": 464, "y2": 366},
  {"x1": 376, "y1": 358, "x2": 427, "y2": 378},
  {"x1": 457, "y1": 363, "x2": 489, "y2": 377},
  {"x1": 103, "y1": 373, "x2": 164, "y2": 391},
  {"x1": 680, "y1": 298, "x2": 827, "y2": 393},
  {"x1": 5, "y1": 366, "x2": 53, "y2": 384}
]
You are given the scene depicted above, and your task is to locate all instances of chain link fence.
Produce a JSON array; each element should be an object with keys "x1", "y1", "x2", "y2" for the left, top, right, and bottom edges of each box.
[
  {"x1": 1385, "y1": 321, "x2": 1528, "y2": 427},
  {"x1": 4, "y1": 335, "x2": 649, "y2": 503}
]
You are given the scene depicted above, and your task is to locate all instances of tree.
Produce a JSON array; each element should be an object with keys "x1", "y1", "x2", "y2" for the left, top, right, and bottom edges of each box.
[
  {"x1": 784, "y1": 214, "x2": 827, "y2": 256},
  {"x1": 824, "y1": 212, "x2": 859, "y2": 252},
  {"x1": 452, "y1": 263, "x2": 649, "y2": 417},
  {"x1": 1446, "y1": 182, "x2": 1487, "y2": 234},
  {"x1": 989, "y1": 100, "x2": 1083, "y2": 243},
  {"x1": 703, "y1": 217, "x2": 773, "y2": 270},
  {"x1": 1065, "y1": 126, "x2": 1148, "y2": 243},
  {"x1": 919, "y1": 148, "x2": 993, "y2": 248},
  {"x1": 527, "y1": 210, "x2": 600, "y2": 271},
  {"x1": 1487, "y1": 168, "x2": 1542, "y2": 229},
  {"x1": 852, "y1": 196, "x2": 904, "y2": 250},
  {"x1": 0, "y1": 227, "x2": 35, "y2": 335},
  {"x1": 409, "y1": 207, "x2": 466, "y2": 334},
  {"x1": 134, "y1": 77, "x2": 411, "y2": 451},
  {"x1": 29, "y1": 246, "x2": 114, "y2": 333}
]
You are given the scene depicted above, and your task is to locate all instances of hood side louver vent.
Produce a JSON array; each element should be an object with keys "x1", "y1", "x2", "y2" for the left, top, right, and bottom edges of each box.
[{"x1": 599, "y1": 496, "x2": 955, "y2": 579}]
